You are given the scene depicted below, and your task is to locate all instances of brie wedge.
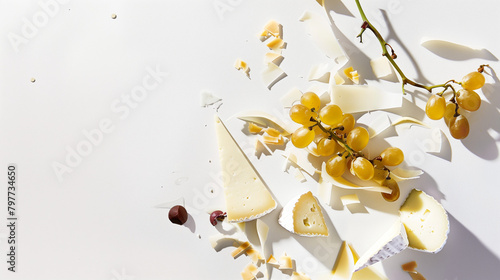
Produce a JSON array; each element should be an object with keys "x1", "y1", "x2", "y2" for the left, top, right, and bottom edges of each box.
[{"x1": 278, "y1": 191, "x2": 329, "y2": 236}]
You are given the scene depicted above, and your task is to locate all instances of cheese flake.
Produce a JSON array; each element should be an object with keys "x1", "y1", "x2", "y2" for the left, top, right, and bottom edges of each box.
[
  {"x1": 238, "y1": 111, "x2": 293, "y2": 136},
  {"x1": 264, "y1": 52, "x2": 284, "y2": 66},
  {"x1": 235, "y1": 59, "x2": 250, "y2": 78},
  {"x1": 308, "y1": 63, "x2": 331, "y2": 83},
  {"x1": 262, "y1": 63, "x2": 287, "y2": 89},
  {"x1": 370, "y1": 56, "x2": 395, "y2": 79},
  {"x1": 231, "y1": 241, "x2": 252, "y2": 258},
  {"x1": 279, "y1": 253, "x2": 294, "y2": 270},
  {"x1": 291, "y1": 272, "x2": 311, "y2": 280},
  {"x1": 331, "y1": 241, "x2": 355, "y2": 280}
]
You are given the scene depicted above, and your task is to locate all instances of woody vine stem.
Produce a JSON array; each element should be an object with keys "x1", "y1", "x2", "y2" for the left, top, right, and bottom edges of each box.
[{"x1": 355, "y1": 0, "x2": 461, "y2": 95}]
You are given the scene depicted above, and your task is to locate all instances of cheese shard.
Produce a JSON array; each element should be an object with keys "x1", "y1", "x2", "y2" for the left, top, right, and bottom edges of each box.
[
  {"x1": 235, "y1": 59, "x2": 250, "y2": 78},
  {"x1": 343, "y1": 67, "x2": 360, "y2": 84},
  {"x1": 267, "y1": 37, "x2": 286, "y2": 51},
  {"x1": 264, "y1": 52, "x2": 284, "y2": 66},
  {"x1": 241, "y1": 263, "x2": 259, "y2": 280},
  {"x1": 354, "y1": 220, "x2": 409, "y2": 271},
  {"x1": 331, "y1": 241, "x2": 355, "y2": 280},
  {"x1": 231, "y1": 241, "x2": 252, "y2": 258},
  {"x1": 267, "y1": 254, "x2": 279, "y2": 267},
  {"x1": 279, "y1": 253, "x2": 294, "y2": 270},
  {"x1": 400, "y1": 189, "x2": 449, "y2": 253},
  {"x1": 200, "y1": 90, "x2": 222, "y2": 107},
  {"x1": 262, "y1": 63, "x2": 287, "y2": 89},
  {"x1": 370, "y1": 56, "x2": 395, "y2": 79},
  {"x1": 237, "y1": 111, "x2": 293, "y2": 136},
  {"x1": 308, "y1": 63, "x2": 331, "y2": 83},
  {"x1": 278, "y1": 191, "x2": 329, "y2": 237},
  {"x1": 215, "y1": 116, "x2": 277, "y2": 222},
  {"x1": 330, "y1": 85, "x2": 402, "y2": 114}
]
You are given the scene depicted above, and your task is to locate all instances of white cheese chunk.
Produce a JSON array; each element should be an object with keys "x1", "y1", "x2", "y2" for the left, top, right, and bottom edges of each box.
[
  {"x1": 215, "y1": 116, "x2": 277, "y2": 222},
  {"x1": 262, "y1": 63, "x2": 287, "y2": 89},
  {"x1": 278, "y1": 191, "x2": 329, "y2": 237},
  {"x1": 400, "y1": 189, "x2": 449, "y2": 253}
]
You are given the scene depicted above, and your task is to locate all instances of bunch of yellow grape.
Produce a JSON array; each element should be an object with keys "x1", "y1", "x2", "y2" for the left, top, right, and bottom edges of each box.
[
  {"x1": 289, "y1": 91, "x2": 404, "y2": 202},
  {"x1": 425, "y1": 69, "x2": 486, "y2": 139}
]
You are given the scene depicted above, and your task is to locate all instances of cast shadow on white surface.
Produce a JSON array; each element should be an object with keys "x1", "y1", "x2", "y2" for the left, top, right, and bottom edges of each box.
[
  {"x1": 185, "y1": 214, "x2": 196, "y2": 233},
  {"x1": 383, "y1": 213, "x2": 500, "y2": 279},
  {"x1": 421, "y1": 40, "x2": 498, "y2": 61},
  {"x1": 323, "y1": 0, "x2": 354, "y2": 18}
]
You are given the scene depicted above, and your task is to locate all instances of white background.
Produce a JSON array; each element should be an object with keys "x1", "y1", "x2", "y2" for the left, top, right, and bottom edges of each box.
[{"x1": 1, "y1": 0, "x2": 499, "y2": 279}]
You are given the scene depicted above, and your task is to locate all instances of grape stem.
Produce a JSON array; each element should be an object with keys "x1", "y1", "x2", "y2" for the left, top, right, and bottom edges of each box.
[
  {"x1": 311, "y1": 118, "x2": 361, "y2": 158},
  {"x1": 354, "y1": 0, "x2": 452, "y2": 95}
]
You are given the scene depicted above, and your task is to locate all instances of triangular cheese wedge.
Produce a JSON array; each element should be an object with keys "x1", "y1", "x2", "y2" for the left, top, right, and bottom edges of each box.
[
  {"x1": 278, "y1": 191, "x2": 329, "y2": 236},
  {"x1": 214, "y1": 116, "x2": 277, "y2": 222}
]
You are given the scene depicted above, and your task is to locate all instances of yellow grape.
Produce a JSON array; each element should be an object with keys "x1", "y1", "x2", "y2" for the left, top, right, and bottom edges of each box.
[
  {"x1": 317, "y1": 138, "x2": 339, "y2": 156},
  {"x1": 325, "y1": 155, "x2": 346, "y2": 177},
  {"x1": 381, "y1": 179, "x2": 400, "y2": 202},
  {"x1": 290, "y1": 104, "x2": 315, "y2": 125},
  {"x1": 461, "y1": 71, "x2": 485, "y2": 90},
  {"x1": 346, "y1": 127, "x2": 369, "y2": 151},
  {"x1": 301, "y1": 92, "x2": 321, "y2": 111},
  {"x1": 456, "y1": 89, "x2": 481, "y2": 111},
  {"x1": 312, "y1": 125, "x2": 328, "y2": 139},
  {"x1": 338, "y1": 114, "x2": 355, "y2": 133},
  {"x1": 319, "y1": 105, "x2": 343, "y2": 126},
  {"x1": 425, "y1": 95, "x2": 446, "y2": 120},
  {"x1": 449, "y1": 115, "x2": 469, "y2": 139},
  {"x1": 373, "y1": 167, "x2": 389, "y2": 185},
  {"x1": 444, "y1": 102, "x2": 459, "y2": 126},
  {"x1": 380, "y1": 147, "x2": 404, "y2": 166},
  {"x1": 291, "y1": 127, "x2": 315, "y2": 148},
  {"x1": 352, "y1": 157, "x2": 374, "y2": 181}
]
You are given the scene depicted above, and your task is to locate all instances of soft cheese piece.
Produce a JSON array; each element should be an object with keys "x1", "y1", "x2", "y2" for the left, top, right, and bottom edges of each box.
[
  {"x1": 215, "y1": 116, "x2": 277, "y2": 222},
  {"x1": 278, "y1": 191, "x2": 329, "y2": 237},
  {"x1": 400, "y1": 189, "x2": 449, "y2": 253}
]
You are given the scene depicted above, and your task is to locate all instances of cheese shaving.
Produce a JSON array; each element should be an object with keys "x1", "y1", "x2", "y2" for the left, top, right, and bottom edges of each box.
[
  {"x1": 308, "y1": 63, "x2": 331, "y2": 83},
  {"x1": 330, "y1": 85, "x2": 402, "y2": 113},
  {"x1": 370, "y1": 56, "x2": 395, "y2": 79},
  {"x1": 294, "y1": 168, "x2": 307, "y2": 183},
  {"x1": 235, "y1": 59, "x2": 250, "y2": 78},
  {"x1": 390, "y1": 168, "x2": 423, "y2": 182},
  {"x1": 200, "y1": 90, "x2": 222, "y2": 107},
  {"x1": 392, "y1": 117, "x2": 430, "y2": 128},
  {"x1": 280, "y1": 87, "x2": 302, "y2": 108},
  {"x1": 279, "y1": 253, "x2": 294, "y2": 270},
  {"x1": 237, "y1": 111, "x2": 293, "y2": 135},
  {"x1": 340, "y1": 194, "x2": 360, "y2": 206},
  {"x1": 209, "y1": 234, "x2": 245, "y2": 252},
  {"x1": 331, "y1": 241, "x2": 355, "y2": 280},
  {"x1": 264, "y1": 52, "x2": 284, "y2": 66},
  {"x1": 262, "y1": 62, "x2": 287, "y2": 89},
  {"x1": 263, "y1": 20, "x2": 282, "y2": 39},
  {"x1": 283, "y1": 149, "x2": 319, "y2": 176},
  {"x1": 267, "y1": 254, "x2": 279, "y2": 267},
  {"x1": 231, "y1": 241, "x2": 252, "y2": 258},
  {"x1": 299, "y1": 11, "x2": 348, "y2": 64},
  {"x1": 330, "y1": 71, "x2": 345, "y2": 86},
  {"x1": 321, "y1": 163, "x2": 392, "y2": 194}
]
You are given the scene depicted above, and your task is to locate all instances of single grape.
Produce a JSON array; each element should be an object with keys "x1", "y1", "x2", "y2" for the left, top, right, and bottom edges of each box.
[
  {"x1": 325, "y1": 155, "x2": 346, "y2": 177},
  {"x1": 456, "y1": 89, "x2": 481, "y2": 111},
  {"x1": 461, "y1": 71, "x2": 485, "y2": 90},
  {"x1": 425, "y1": 95, "x2": 446, "y2": 120},
  {"x1": 380, "y1": 147, "x2": 404, "y2": 166},
  {"x1": 319, "y1": 105, "x2": 343, "y2": 126},
  {"x1": 444, "y1": 102, "x2": 459, "y2": 126},
  {"x1": 312, "y1": 125, "x2": 328, "y2": 140},
  {"x1": 346, "y1": 127, "x2": 369, "y2": 151},
  {"x1": 317, "y1": 138, "x2": 339, "y2": 157},
  {"x1": 301, "y1": 92, "x2": 321, "y2": 111},
  {"x1": 338, "y1": 114, "x2": 355, "y2": 133},
  {"x1": 352, "y1": 157, "x2": 374, "y2": 181},
  {"x1": 291, "y1": 127, "x2": 315, "y2": 148},
  {"x1": 381, "y1": 179, "x2": 400, "y2": 202},
  {"x1": 373, "y1": 165, "x2": 389, "y2": 185},
  {"x1": 449, "y1": 115, "x2": 469, "y2": 139},
  {"x1": 290, "y1": 104, "x2": 315, "y2": 125}
]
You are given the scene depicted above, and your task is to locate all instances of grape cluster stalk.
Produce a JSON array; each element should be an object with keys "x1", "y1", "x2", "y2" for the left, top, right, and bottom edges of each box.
[
  {"x1": 355, "y1": 0, "x2": 489, "y2": 139},
  {"x1": 289, "y1": 92, "x2": 403, "y2": 202}
]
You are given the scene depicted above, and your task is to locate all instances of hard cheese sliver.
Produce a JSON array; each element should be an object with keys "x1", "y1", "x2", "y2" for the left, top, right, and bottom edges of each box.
[{"x1": 215, "y1": 116, "x2": 277, "y2": 222}]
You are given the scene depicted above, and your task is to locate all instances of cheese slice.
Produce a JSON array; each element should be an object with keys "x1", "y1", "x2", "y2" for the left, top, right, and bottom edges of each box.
[
  {"x1": 331, "y1": 241, "x2": 355, "y2": 280},
  {"x1": 278, "y1": 191, "x2": 329, "y2": 236},
  {"x1": 215, "y1": 116, "x2": 277, "y2": 222},
  {"x1": 400, "y1": 189, "x2": 449, "y2": 253},
  {"x1": 330, "y1": 85, "x2": 402, "y2": 114}
]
